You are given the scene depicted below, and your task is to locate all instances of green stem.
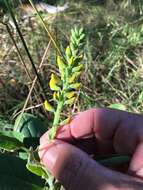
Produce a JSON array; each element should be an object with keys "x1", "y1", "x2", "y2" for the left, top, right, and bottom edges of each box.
[{"x1": 50, "y1": 100, "x2": 64, "y2": 139}]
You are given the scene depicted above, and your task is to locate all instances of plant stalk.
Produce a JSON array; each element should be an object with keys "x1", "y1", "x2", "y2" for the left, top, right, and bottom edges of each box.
[
  {"x1": 4, "y1": 0, "x2": 47, "y2": 100},
  {"x1": 28, "y1": 0, "x2": 63, "y2": 58}
]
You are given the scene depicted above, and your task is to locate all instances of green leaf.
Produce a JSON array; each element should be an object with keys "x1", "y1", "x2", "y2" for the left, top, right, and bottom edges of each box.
[
  {"x1": 26, "y1": 162, "x2": 48, "y2": 180},
  {"x1": 0, "y1": 153, "x2": 44, "y2": 187},
  {"x1": 79, "y1": 27, "x2": 84, "y2": 35},
  {"x1": 65, "y1": 46, "x2": 72, "y2": 60},
  {"x1": 0, "y1": 131, "x2": 24, "y2": 142},
  {"x1": 79, "y1": 33, "x2": 85, "y2": 41},
  {"x1": 26, "y1": 148, "x2": 49, "y2": 180},
  {"x1": 19, "y1": 152, "x2": 28, "y2": 160},
  {"x1": 14, "y1": 113, "x2": 47, "y2": 138},
  {"x1": 0, "y1": 174, "x2": 43, "y2": 190},
  {"x1": 72, "y1": 65, "x2": 83, "y2": 72},
  {"x1": 109, "y1": 103, "x2": 126, "y2": 111},
  {"x1": 0, "y1": 135, "x2": 24, "y2": 151},
  {"x1": 138, "y1": 91, "x2": 143, "y2": 103}
]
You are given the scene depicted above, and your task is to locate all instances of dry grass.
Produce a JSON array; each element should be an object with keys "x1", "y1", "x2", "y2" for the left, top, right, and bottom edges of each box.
[{"x1": 0, "y1": 0, "x2": 143, "y2": 127}]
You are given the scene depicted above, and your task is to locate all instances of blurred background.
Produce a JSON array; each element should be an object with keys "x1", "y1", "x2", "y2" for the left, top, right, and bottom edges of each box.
[{"x1": 0, "y1": 0, "x2": 143, "y2": 128}]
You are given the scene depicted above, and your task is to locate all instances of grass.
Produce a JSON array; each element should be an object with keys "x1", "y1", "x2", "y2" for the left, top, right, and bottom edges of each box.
[{"x1": 0, "y1": 0, "x2": 143, "y2": 127}]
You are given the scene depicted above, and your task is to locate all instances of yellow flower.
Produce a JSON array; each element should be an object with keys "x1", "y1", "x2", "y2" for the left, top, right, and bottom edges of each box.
[
  {"x1": 44, "y1": 100, "x2": 54, "y2": 112},
  {"x1": 69, "y1": 83, "x2": 81, "y2": 90},
  {"x1": 53, "y1": 91, "x2": 60, "y2": 101},
  {"x1": 69, "y1": 57, "x2": 74, "y2": 66},
  {"x1": 65, "y1": 97, "x2": 76, "y2": 105},
  {"x1": 65, "y1": 91, "x2": 76, "y2": 99},
  {"x1": 57, "y1": 56, "x2": 66, "y2": 80},
  {"x1": 49, "y1": 74, "x2": 60, "y2": 91},
  {"x1": 69, "y1": 71, "x2": 82, "y2": 83},
  {"x1": 60, "y1": 117, "x2": 71, "y2": 125},
  {"x1": 66, "y1": 46, "x2": 72, "y2": 59}
]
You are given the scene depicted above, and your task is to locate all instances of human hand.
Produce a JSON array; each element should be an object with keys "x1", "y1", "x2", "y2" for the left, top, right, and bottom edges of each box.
[{"x1": 39, "y1": 108, "x2": 143, "y2": 190}]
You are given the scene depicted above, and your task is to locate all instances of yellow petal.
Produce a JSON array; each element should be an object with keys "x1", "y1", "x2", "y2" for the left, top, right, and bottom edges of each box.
[
  {"x1": 44, "y1": 100, "x2": 54, "y2": 112},
  {"x1": 65, "y1": 91, "x2": 76, "y2": 99},
  {"x1": 57, "y1": 56, "x2": 66, "y2": 80},
  {"x1": 53, "y1": 91, "x2": 60, "y2": 101},
  {"x1": 69, "y1": 83, "x2": 81, "y2": 90},
  {"x1": 60, "y1": 117, "x2": 71, "y2": 125},
  {"x1": 69, "y1": 71, "x2": 82, "y2": 83},
  {"x1": 52, "y1": 73, "x2": 60, "y2": 83},
  {"x1": 69, "y1": 57, "x2": 74, "y2": 66},
  {"x1": 66, "y1": 46, "x2": 72, "y2": 59},
  {"x1": 65, "y1": 97, "x2": 76, "y2": 105},
  {"x1": 49, "y1": 74, "x2": 60, "y2": 91}
]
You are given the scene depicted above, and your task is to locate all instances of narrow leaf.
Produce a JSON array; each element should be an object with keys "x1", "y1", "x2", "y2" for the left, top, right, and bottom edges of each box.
[
  {"x1": 26, "y1": 148, "x2": 49, "y2": 180},
  {"x1": 109, "y1": 103, "x2": 126, "y2": 111},
  {"x1": 66, "y1": 46, "x2": 72, "y2": 60},
  {"x1": 72, "y1": 64, "x2": 83, "y2": 72},
  {"x1": 26, "y1": 163, "x2": 48, "y2": 180}
]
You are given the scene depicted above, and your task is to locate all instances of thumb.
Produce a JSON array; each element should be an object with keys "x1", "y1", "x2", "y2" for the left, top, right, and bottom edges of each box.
[
  {"x1": 39, "y1": 140, "x2": 106, "y2": 190},
  {"x1": 129, "y1": 142, "x2": 143, "y2": 179}
]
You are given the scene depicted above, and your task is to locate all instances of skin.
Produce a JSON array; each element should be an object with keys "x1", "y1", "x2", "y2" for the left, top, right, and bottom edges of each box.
[{"x1": 39, "y1": 108, "x2": 143, "y2": 190}]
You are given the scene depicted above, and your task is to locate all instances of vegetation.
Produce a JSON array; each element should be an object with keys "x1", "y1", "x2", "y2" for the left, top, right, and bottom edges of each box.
[{"x1": 0, "y1": 0, "x2": 143, "y2": 189}]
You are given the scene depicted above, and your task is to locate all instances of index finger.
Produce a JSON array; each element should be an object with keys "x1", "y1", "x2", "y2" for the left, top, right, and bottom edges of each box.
[
  {"x1": 40, "y1": 108, "x2": 127, "y2": 145},
  {"x1": 56, "y1": 108, "x2": 126, "y2": 140}
]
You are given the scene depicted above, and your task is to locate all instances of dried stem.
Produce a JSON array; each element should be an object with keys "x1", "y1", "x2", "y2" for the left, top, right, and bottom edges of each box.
[
  {"x1": 14, "y1": 40, "x2": 51, "y2": 130},
  {"x1": 3, "y1": 22, "x2": 40, "y2": 101},
  {"x1": 4, "y1": 0, "x2": 47, "y2": 100}
]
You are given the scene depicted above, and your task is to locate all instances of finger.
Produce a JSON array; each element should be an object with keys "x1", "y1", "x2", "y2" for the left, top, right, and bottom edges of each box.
[
  {"x1": 39, "y1": 139, "x2": 113, "y2": 190},
  {"x1": 129, "y1": 142, "x2": 143, "y2": 179},
  {"x1": 56, "y1": 108, "x2": 126, "y2": 140},
  {"x1": 55, "y1": 108, "x2": 129, "y2": 154},
  {"x1": 39, "y1": 140, "x2": 143, "y2": 190}
]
